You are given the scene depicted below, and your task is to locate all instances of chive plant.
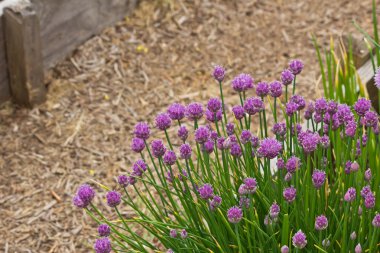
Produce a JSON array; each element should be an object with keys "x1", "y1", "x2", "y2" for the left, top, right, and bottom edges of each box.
[{"x1": 73, "y1": 61, "x2": 380, "y2": 253}]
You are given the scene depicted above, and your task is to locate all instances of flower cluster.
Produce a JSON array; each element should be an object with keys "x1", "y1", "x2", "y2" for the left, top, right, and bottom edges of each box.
[{"x1": 73, "y1": 62, "x2": 379, "y2": 253}]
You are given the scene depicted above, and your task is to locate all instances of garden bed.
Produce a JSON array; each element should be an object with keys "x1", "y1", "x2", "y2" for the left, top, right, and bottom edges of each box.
[{"x1": 0, "y1": 0, "x2": 376, "y2": 252}]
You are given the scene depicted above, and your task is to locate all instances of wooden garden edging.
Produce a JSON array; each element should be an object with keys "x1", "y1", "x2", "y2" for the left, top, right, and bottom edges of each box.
[{"x1": 0, "y1": 0, "x2": 138, "y2": 107}]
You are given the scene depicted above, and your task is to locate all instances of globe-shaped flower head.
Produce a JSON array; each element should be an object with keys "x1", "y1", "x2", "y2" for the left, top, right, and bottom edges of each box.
[
  {"x1": 283, "y1": 186, "x2": 296, "y2": 203},
  {"x1": 292, "y1": 230, "x2": 307, "y2": 249},
  {"x1": 106, "y1": 191, "x2": 121, "y2": 207},
  {"x1": 94, "y1": 238, "x2": 111, "y2": 253},
  {"x1": 281, "y1": 69, "x2": 294, "y2": 85},
  {"x1": 186, "y1": 102, "x2": 204, "y2": 121},
  {"x1": 155, "y1": 113, "x2": 172, "y2": 131},
  {"x1": 167, "y1": 103, "x2": 186, "y2": 121},
  {"x1": 134, "y1": 122, "x2": 150, "y2": 140},
  {"x1": 232, "y1": 73, "x2": 254, "y2": 92},
  {"x1": 213, "y1": 65, "x2": 225, "y2": 82},
  {"x1": 315, "y1": 215, "x2": 328, "y2": 230},
  {"x1": 232, "y1": 105, "x2": 245, "y2": 120},
  {"x1": 289, "y1": 59, "x2": 304, "y2": 75},
  {"x1": 256, "y1": 81, "x2": 269, "y2": 97},
  {"x1": 227, "y1": 206, "x2": 243, "y2": 223},
  {"x1": 257, "y1": 138, "x2": 282, "y2": 159},
  {"x1": 98, "y1": 224, "x2": 111, "y2": 237},
  {"x1": 269, "y1": 80, "x2": 283, "y2": 97},
  {"x1": 354, "y1": 98, "x2": 371, "y2": 117}
]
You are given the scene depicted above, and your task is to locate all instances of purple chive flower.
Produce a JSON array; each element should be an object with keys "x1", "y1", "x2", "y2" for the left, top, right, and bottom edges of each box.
[
  {"x1": 163, "y1": 150, "x2": 177, "y2": 166},
  {"x1": 256, "y1": 81, "x2": 269, "y2": 97},
  {"x1": 230, "y1": 143, "x2": 242, "y2": 157},
  {"x1": 239, "y1": 196, "x2": 250, "y2": 209},
  {"x1": 251, "y1": 135, "x2": 260, "y2": 148},
  {"x1": 299, "y1": 131, "x2": 320, "y2": 153},
  {"x1": 180, "y1": 229, "x2": 188, "y2": 239},
  {"x1": 205, "y1": 109, "x2": 222, "y2": 123},
  {"x1": 285, "y1": 102, "x2": 298, "y2": 116},
  {"x1": 131, "y1": 137, "x2": 145, "y2": 153},
  {"x1": 134, "y1": 122, "x2": 150, "y2": 140},
  {"x1": 354, "y1": 98, "x2": 371, "y2": 117},
  {"x1": 213, "y1": 65, "x2": 225, "y2": 82},
  {"x1": 179, "y1": 143, "x2": 192, "y2": 159},
  {"x1": 216, "y1": 137, "x2": 225, "y2": 150},
  {"x1": 292, "y1": 230, "x2": 307, "y2": 249},
  {"x1": 320, "y1": 135, "x2": 330, "y2": 149},
  {"x1": 242, "y1": 177, "x2": 258, "y2": 194},
  {"x1": 364, "y1": 193, "x2": 375, "y2": 209},
  {"x1": 281, "y1": 245, "x2": 290, "y2": 253},
  {"x1": 72, "y1": 195, "x2": 86, "y2": 208},
  {"x1": 289, "y1": 59, "x2": 304, "y2": 75},
  {"x1": 210, "y1": 195, "x2": 222, "y2": 211},
  {"x1": 285, "y1": 156, "x2": 301, "y2": 173},
  {"x1": 361, "y1": 185, "x2": 372, "y2": 198},
  {"x1": 283, "y1": 186, "x2": 297, "y2": 203},
  {"x1": 98, "y1": 224, "x2": 111, "y2": 237},
  {"x1": 269, "y1": 80, "x2": 283, "y2": 97},
  {"x1": 227, "y1": 206, "x2": 243, "y2": 223},
  {"x1": 365, "y1": 168, "x2": 372, "y2": 181},
  {"x1": 226, "y1": 122, "x2": 235, "y2": 136},
  {"x1": 155, "y1": 113, "x2": 172, "y2": 130},
  {"x1": 203, "y1": 139, "x2": 214, "y2": 154},
  {"x1": 327, "y1": 100, "x2": 338, "y2": 115},
  {"x1": 94, "y1": 238, "x2": 111, "y2": 253},
  {"x1": 151, "y1": 139, "x2": 166, "y2": 158},
  {"x1": 106, "y1": 191, "x2": 121, "y2": 207},
  {"x1": 186, "y1": 102, "x2": 204, "y2": 121},
  {"x1": 284, "y1": 172, "x2": 293, "y2": 182},
  {"x1": 355, "y1": 243, "x2": 362, "y2": 253},
  {"x1": 169, "y1": 229, "x2": 177, "y2": 238},
  {"x1": 345, "y1": 120, "x2": 357, "y2": 137},
  {"x1": 232, "y1": 105, "x2": 245, "y2": 120},
  {"x1": 240, "y1": 130, "x2": 252, "y2": 144},
  {"x1": 195, "y1": 126, "x2": 210, "y2": 144},
  {"x1": 315, "y1": 98, "x2": 327, "y2": 114},
  {"x1": 277, "y1": 158, "x2": 285, "y2": 169},
  {"x1": 77, "y1": 184, "x2": 95, "y2": 206},
  {"x1": 281, "y1": 69, "x2": 294, "y2": 85},
  {"x1": 344, "y1": 187, "x2": 356, "y2": 202},
  {"x1": 118, "y1": 175, "x2": 128, "y2": 187},
  {"x1": 177, "y1": 126, "x2": 188, "y2": 141},
  {"x1": 127, "y1": 175, "x2": 136, "y2": 185},
  {"x1": 132, "y1": 160, "x2": 147, "y2": 177},
  {"x1": 315, "y1": 215, "x2": 328, "y2": 231},
  {"x1": 167, "y1": 103, "x2": 186, "y2": 121},
  {"x1": 198, "y1": 183, "x2": 214, "y2": 200},
  {"x1": 350, "y1": 161, "x2": 359, "y2": 172},
  {"x1": 232, "y1": 73, "x2": 254, "y2": 92},
  {"x1": 244, "y1": 97, "x2": 264, "y2": 115},
  {"x1": 312, "y1": 169, "x2": 326, "y2": 189},
  {"x1": 210, "y1": 130, "x2": 218, "y2": 141},
  {"x1": 363, "y1": 111, "x2": 378, "y2": 127},
  {"x1": 269, "y1": 202, "x2": 280, "y2": 219},
  {"x1": 375, "y1": 67, "x2": 380, "y2": 89},
  {"x1": 290, "y1": 95, "x2": 306, "y2": 110},
  {"x1": 207, "y1": 98, "x2": 222, "y2": 112},
  {"x1": 272, "y1": 122, "x2": 287, "y2": 137},
  {"x1": 372, "y1": 214, "x2": 380, "y2": 227},
  {"x1": 258, "y1": 138, "x2": 282, "y2": 159}
]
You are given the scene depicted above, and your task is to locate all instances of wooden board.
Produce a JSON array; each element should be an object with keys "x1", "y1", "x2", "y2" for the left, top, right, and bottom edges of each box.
[
  {"x1": 32, "y1": 0, "x2": 137, "y2": 69},
  {"x1": 0, "y1": 20, "x2": 11, "y2": 103},
  {"x1": 4, "y1": 3, "x2": 46, "y2": 107},
  {"x1": 0, "y1": 0, "x2": 138, "y2": 105}
]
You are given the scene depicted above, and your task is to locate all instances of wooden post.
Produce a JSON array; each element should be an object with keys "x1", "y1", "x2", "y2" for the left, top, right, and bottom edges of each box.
[{"x1": 3, "y1": 3, "x2": 46, "y2": 107}]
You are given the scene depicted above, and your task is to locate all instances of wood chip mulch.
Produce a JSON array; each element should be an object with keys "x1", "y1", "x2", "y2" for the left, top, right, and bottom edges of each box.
[{"x1": 0, "y1": 0, "x2": 375, "y2": 252}]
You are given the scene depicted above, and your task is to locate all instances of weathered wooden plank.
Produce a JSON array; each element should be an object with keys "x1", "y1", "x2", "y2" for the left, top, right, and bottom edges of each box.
[
  {"x1": 32, "y1": 0, "x2": 138, "y2": 69},
  {"x1": 0, "y1": 17, "x2": 11, "y2": 104},
  {"x1": 4, "y1": 3, "x2": 46, "y2": 107}
]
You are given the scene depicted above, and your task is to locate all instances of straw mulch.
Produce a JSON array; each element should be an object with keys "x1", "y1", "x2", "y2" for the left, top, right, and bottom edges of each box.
[{"x1": 0, "y1": 0, "x2": 374, "y2": 252}]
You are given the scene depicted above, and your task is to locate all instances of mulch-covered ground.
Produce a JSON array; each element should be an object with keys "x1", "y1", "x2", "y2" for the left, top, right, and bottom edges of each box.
[{"x1": 0, "y1": 0, "x2": 375, "y2": 252}]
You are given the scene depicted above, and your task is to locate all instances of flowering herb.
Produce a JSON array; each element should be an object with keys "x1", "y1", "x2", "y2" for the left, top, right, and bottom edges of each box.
[{"x1": 73, "y1": 61, "x2": 380, "y2": 253}]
